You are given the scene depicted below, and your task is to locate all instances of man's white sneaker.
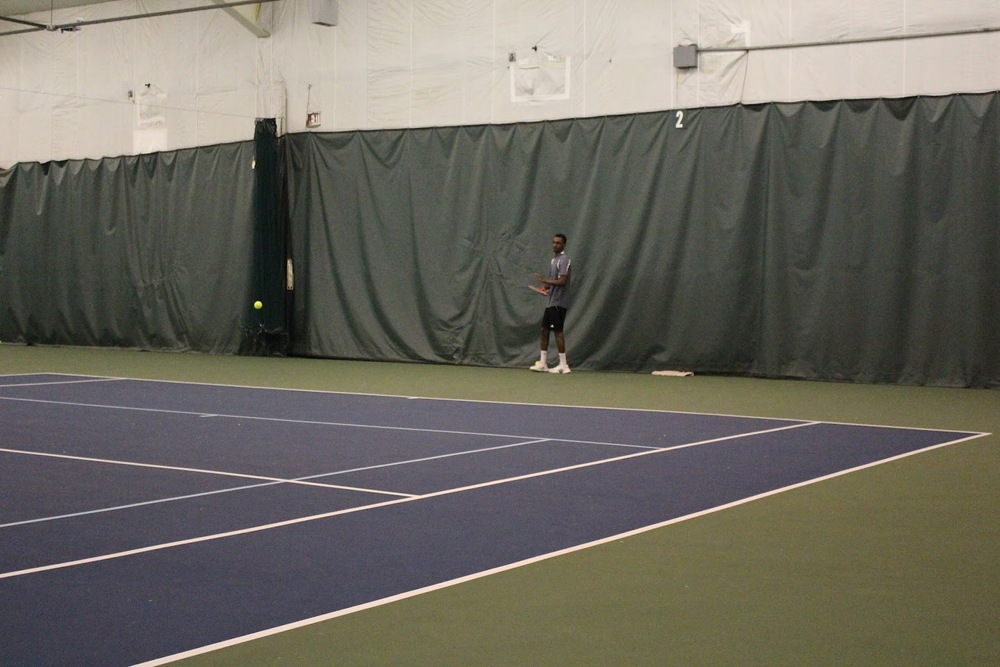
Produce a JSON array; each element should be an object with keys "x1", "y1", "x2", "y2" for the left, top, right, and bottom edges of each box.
[
  {"x1": 529, "y1": 361, "x2": 549, "y2": 372},
  {"x1": 548, "y1": 365, "x2": 571, "y2": 374}
]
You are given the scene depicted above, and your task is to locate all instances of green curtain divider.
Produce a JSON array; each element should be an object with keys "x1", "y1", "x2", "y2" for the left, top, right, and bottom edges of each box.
[
  {"x1": 0, "y1": 143, "x2": 256, "y2": 353},
  {"x1": 285, "y1": 94, "x2": 1000, "y2": 387},
  {"x1": 1, "y1": 95, "x2": 997, "y2": 386}
]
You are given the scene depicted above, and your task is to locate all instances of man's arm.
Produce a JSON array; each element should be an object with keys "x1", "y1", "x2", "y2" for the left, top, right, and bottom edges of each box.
[{"x1": 534, "y1": 272, "x2": 568, "y2": 286}]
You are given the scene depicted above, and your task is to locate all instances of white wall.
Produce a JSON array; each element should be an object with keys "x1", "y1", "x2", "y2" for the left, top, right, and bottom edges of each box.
[{"x1": 1, "y1": 0, "x2": 998, "y2": 167}]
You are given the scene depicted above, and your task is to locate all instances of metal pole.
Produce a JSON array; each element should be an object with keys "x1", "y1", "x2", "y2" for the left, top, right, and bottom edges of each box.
[
  {"x1": 0, "y1": 16, "x2": 47, "y2": 29},
  {"x1": 0, "y1": 0, "x2": 281, "y2": 35},
  {"x1": 697, "y1": 25, "x2": 1000, "y2": 54}
]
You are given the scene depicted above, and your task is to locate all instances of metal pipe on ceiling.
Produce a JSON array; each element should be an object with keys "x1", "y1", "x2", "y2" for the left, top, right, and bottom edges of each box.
[
  {"x1": 0, "y1": 0, "x2": 279, "y2": 36},
  {"x1": 696, "y1": 25, "x2": 1000, "y2": 54}
]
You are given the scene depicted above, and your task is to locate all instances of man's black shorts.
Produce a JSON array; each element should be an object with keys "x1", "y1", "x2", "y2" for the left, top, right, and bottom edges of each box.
[{"x1": 542, "y1": 306, "x2": 567, "y2": 333}]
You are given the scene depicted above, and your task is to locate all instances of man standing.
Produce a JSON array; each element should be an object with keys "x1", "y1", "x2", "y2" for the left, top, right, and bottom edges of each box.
[{"x1": 531, "y1": 233, "x2": 572, "y2": 374}]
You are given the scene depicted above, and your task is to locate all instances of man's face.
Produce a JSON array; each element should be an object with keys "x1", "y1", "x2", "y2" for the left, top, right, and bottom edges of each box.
[{"x1": 551, "y1": 236, "x2": 565, "y2": 254}]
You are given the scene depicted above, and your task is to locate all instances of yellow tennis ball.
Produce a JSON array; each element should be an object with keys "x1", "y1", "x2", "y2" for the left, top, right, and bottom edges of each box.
[{"x1": 253, "y1": 300, "x2": 263, "y2": 310}]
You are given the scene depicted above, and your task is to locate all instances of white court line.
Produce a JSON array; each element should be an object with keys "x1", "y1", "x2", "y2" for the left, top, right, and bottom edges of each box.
[
  {"x1": 0, "y1": 480, "x2": 378, "y2": 530},
  {"x1": 0, "y1": 394, "x2": 665, "y2": 449},
  {"x1": 0, "y1": 421, "x2": 817, "y2": 580},
  {"x1": 5, "y1": 373, "x2": 978, "y2": 436},
  {"x1": 44, "y1": 373, "x2": 986, "y2": 435},
  {"x1": 0, "y1": 373, "x2": 96, "y2": 380},
  {"x1": 0, "y1": 447, "x2": 409, "y2": 502},
  {"x1": 0, "y1": 377, "x2": 120, "y2": 389},
  {"x1": 296, "y1": 438, "x2": 554, "y2": 481},
  {"x1": 0, "y1": 438, "x2": 553, "y2": 528},
  {"x1": 135, "y1": 430, "x2": 990, "y2": 667},
  {"x1": 3, "y1": 372, "x2": 811, "y2": 428}
]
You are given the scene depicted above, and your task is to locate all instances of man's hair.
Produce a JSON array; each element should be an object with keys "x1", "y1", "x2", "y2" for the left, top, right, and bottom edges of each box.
[{"x1": 554, "y1": 233, "x2": 567, "y2": 243}]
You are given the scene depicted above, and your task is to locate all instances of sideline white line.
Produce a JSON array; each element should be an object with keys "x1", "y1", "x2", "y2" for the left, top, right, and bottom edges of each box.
[
  {"x1": 0, "y1": 438, "x2": 553, "y2": 528},
  {"x1": 0, "y1": 422, "x2": 817, "y2": 580},
  {"x1": 134, "y1": 430, "x2": 990, "y2": 667},
  {"x1": 54, "y1": 374, "x2": 985, "y2": 435},
  {"x1": 0, "y1": 394, "x2": 666, "y2": 449},
  {"x1": 1, "y1": 373, "x2": 987, "y2": 436},
  {"x1": 0, "y1": 377, "x2": 120, "y2": 389}
]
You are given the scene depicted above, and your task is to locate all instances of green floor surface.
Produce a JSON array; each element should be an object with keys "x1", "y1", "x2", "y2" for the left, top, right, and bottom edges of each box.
[{"x1": 2, "y1": 344, "x2": 997, "y2": 666}]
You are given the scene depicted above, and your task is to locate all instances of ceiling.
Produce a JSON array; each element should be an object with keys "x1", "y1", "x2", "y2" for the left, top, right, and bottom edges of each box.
[
  {"x1": 3, "y1": 0, "x2": 120, "y2": 17},
  {"x1": 1, "y1": 1, "x2": 274, "y2": 35}
]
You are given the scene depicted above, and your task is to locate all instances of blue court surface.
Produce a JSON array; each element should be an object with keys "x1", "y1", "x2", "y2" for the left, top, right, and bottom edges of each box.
[{"x1": 0, "y1": 374, "x2": 987, "y2": 665}]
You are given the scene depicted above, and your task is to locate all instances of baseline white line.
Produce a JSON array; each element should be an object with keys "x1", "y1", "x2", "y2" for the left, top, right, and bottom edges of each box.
[
  {"x1": 0, "y1": 395, "x2": 664, "y2": 449},
  {"x1": 0, "y1": 422, "x2": 817, "y2": 580},
  {"x1": 133, "y1": 430, "x2": 990, "y2": 667},
  {"x1": 81, "y1": 375, "x2": 986, "y2": 435},
  {"x1": 1, "y1": 373, "x2": 986, "y2": 436}
]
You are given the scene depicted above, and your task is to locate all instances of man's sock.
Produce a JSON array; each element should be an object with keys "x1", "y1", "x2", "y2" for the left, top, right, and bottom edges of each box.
[
  {"x1": 540, "y1": 351, "x2": 548, "y2": 365},
  {"x1": 558, "y1": 353, "x2": 567, "y2": 367}
]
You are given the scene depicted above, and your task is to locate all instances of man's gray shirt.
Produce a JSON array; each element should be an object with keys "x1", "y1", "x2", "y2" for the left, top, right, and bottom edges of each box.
[{"x1": 547, "y1": 252, "x2": 571, "y2": 308}]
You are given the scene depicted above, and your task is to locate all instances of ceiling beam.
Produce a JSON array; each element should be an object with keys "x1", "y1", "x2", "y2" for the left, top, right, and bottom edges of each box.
[
  {"x1": 0, "y1": 15, "x2": 47, "y2": 29},
  {"x1": 0, "y1": 0, "x2": 280, "y2": 38},
  {"x1": 212, "y1": 1, "x2": 270, "y2": 38}
]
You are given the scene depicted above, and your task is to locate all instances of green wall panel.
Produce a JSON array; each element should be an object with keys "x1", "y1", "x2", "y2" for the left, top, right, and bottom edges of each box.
[
  {"x1": 285, "y1": 95, "x2": 999, "y2": 386},
  {"x1": 0, "y1": 143, "x2": 256, "y2": 353}
]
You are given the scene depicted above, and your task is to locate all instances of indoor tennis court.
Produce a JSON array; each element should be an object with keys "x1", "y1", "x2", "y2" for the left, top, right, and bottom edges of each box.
[
  {"x1": 1, "y1": 353, "x2": 996, "y2": 665},
  {"x1": 3, "y1": 1, "x2": 999, "y2": 665}
]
